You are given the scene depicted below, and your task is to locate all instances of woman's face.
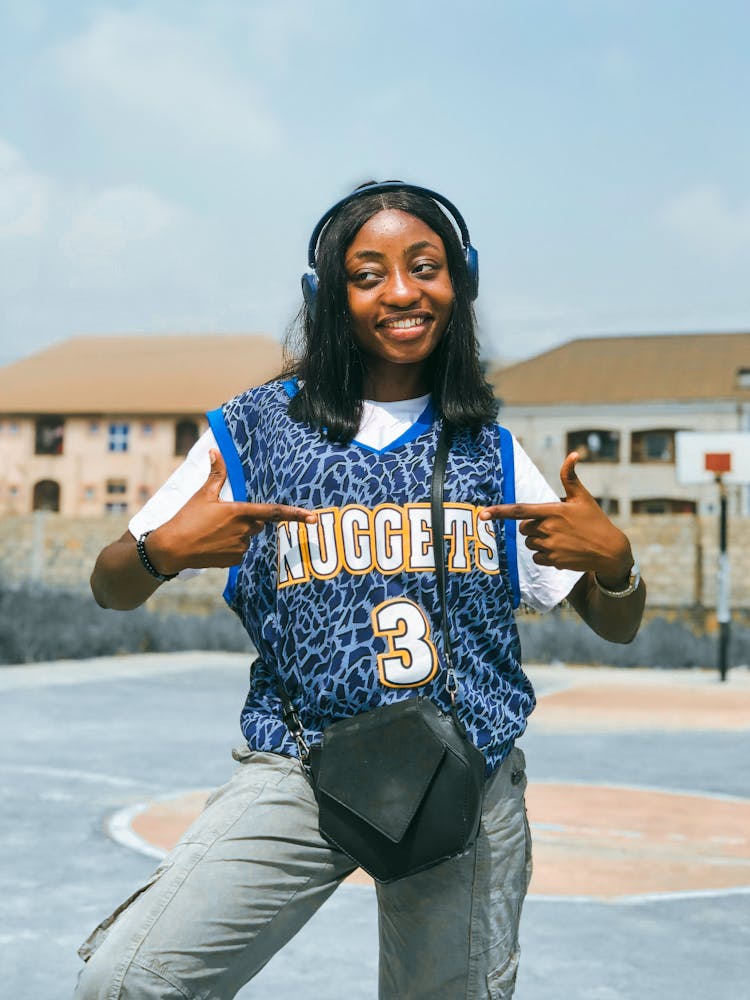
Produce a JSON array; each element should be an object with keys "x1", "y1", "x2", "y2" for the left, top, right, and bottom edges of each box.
[{"x1": 344, "y1": 209, "x2": 454, "y2": 396}]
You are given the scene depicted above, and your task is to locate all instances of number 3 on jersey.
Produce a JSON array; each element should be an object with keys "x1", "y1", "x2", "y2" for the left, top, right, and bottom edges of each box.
[{"x1": 372, "y1": 598, "x2": 439, "y2": 688}]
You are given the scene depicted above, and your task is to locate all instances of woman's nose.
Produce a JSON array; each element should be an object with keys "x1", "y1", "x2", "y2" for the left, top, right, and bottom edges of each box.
[{"x1": 383, "y1": 269, "x2": 420, "y2": 305}]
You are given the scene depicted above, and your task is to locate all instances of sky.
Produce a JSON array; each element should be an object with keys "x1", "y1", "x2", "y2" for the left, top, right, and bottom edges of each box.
[{"x1": 0, "y1": 0, "x2": 748, "y2": 368}]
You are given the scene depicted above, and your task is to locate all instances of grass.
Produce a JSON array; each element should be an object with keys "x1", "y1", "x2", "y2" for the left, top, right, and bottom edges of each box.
[
  {"x1": 517, "y1": 606, "x2": 749, "y2": 669},
  {"x1": 0, "y1": 583, "x2": 746, "y2": 670},
  {"x1": 0, "y1": 583, "x2": 252, "y2": 665}
]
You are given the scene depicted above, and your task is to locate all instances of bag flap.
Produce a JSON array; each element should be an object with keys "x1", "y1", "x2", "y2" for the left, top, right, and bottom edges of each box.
[{"x1": 315, "y1": 699, "x2": 446, "y2": 843}]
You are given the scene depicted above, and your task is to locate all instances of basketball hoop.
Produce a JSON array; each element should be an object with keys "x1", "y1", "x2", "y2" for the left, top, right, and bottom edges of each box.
[
  {"x1": 704, "y1": 453, "x2": 732, "y2": 475},
  {"x1": 675, "y1": 432, "x2": 750, "y2": 682}
]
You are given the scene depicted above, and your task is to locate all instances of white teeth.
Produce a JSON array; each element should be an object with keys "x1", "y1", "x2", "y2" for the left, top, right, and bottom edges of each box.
[{"x1": 383, "y1": 317, "x2": 425, "y2": 329}]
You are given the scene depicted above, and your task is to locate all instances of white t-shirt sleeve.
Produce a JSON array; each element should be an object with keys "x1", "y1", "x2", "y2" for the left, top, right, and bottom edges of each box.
[
  {"x1": 511, "y1": 435, "x2": 583, "y2": 612},
  {"x1": 128, "y1": 429, "x2": 233, "y2": 578}
]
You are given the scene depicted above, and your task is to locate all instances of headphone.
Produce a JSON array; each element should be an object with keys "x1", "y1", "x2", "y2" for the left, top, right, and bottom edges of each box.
[{"x1": 301, "y1": 181, "x2": 479, "y2": 319}]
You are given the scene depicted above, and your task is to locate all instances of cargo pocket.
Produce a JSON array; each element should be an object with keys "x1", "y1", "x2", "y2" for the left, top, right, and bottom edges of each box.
[
  {"x1": 231, "y1": 743, "x2": 255, "y2": 764},
  {"x1": 77, "y1": 860, "x2": 172, "y2": 963},
  {"x1": 487, "y1": 947, "x2": 520, "y2": 999}
]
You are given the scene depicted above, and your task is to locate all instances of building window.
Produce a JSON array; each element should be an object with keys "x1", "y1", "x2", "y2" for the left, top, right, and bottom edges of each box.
[
  {"x1": 88, "y1": 421, "x2": 100, "y2": 434},
  {"x1": 105, "y1": 502, "x2": 129, "y2": 515},
  {"x1": 32, "y1": 479, "x2": 60, "y2": 512},
  {"x1": 9, "y1": 422, "x2": 19, "y2": 434},
  {"x1": 566, "y1": 429, "x2": 620, "y2": 462},
  {"x1": 141, "y1": 421, "x2": 154, "y2": 436},
  {"x1": 108, "y1": 423, "x2": 130, "y2": 452},
  {"x1": 175, "y1": 419, "x2": 199, "y2": 456},
  {"x1": 632, "y1": 497, "x2": 696, "y2": 515},
  {"x1": 631, "y1": 429, "x2": 676, "y2": 464},
  {"x1": 35, "y1": 416, "x2": 65, "y2": 455},
  {"x1": 594, "y1": 497, "x2": 620, "y2": 515},
  {"x1": 106, "y1": 479, "x2": 127, "y2": 496},
  {"x1": 737, "y1": 368, "x2": 750, "y2": 389},
  {"x1": 83, "y1": 485, "x2": 96, "y2": 501},
  {"x1": 138, "y1": 485, "x2": 152, "y2": 502}
]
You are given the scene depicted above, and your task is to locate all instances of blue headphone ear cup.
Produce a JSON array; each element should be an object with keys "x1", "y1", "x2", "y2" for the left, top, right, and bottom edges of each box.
[
  {"x1": 465, "y1": 244, "x2": 479, "y2": 300},
  {"x1": 301, "y1": 272, "x2": 318, "y2": 319}
]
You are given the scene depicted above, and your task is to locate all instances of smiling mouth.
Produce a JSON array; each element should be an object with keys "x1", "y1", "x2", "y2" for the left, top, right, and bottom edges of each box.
[{"x1": 379, "y1": 314, "x2": 431, "y2": 330}]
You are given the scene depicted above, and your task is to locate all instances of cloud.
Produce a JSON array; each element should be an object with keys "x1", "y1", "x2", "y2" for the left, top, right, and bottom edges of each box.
[
  {"x1": 55, "y1": 7, "x2": 281, "y2": 153},
  {"x1": 0, "y1": 139, "x2": 53, "y2": 238},
  {"x1": 61, "y1": 184, "x2": 187, "y2": 283},
  {"x1": 206, "y1": 0, "x2": 317, "y2": 72},
  {"x1": 661, "y1": 184, "x2": 750, "y2": 258},
  {"x1": 0, "y1": 135, "x2": 209, "y2": 342}
]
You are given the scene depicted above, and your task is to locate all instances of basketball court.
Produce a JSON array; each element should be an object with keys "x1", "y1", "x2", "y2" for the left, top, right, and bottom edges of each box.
[{"x1": 1, "y1": 652, "x2": 747, "y2": 998}]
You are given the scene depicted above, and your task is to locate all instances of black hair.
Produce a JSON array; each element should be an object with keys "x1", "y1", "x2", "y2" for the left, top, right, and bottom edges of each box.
[{"x1": 284, "y1": 183, "x2": 498, "y2": 442}]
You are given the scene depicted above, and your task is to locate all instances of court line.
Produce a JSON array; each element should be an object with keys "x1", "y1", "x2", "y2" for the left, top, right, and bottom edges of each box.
[
  {"x1": 107, "y1": 782, "x2": 750, "y2": 905},
  {"x1": 0, "y1": 763, "x2": 162, "y2": 790}
]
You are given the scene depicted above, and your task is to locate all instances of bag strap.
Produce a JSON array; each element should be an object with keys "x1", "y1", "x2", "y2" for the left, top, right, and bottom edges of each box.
[
  {"x1": 272, "y1": 418, "x2": 457, "y2": 761},
  {"x1": 430, "y1": 420, "x2": 458, "y2": 705}
]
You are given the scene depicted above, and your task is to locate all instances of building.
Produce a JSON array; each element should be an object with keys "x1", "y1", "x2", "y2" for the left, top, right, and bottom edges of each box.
[
  {"x1": 3, "y1": 329, "x2": 748, "y2": 521},
  {"x1": 492, "y1": 332, "x2": 750, "y2": 517},
  {"x1": 0, "y1": 334, "x2": 283, "y2": 517}
]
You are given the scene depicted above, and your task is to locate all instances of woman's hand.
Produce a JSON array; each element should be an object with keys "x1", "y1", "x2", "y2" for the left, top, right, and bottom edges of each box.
[
  {"x1": 479, "y1": 452, "x2": 645, "y2": 643},
  {"x1": 147, "y1": 450, "x2": 318, "y2": 575},
  {"x1": 479, "y1": 452, "x2": 633, "y2": 586},
  {"x1": 90, "y1": 450, "x2": 318, "y2": 610}
]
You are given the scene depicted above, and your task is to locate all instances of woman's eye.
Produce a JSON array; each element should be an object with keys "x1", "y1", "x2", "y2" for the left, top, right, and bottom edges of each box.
[
  {"x1": 352, "y1": 269, "x2": 379, "y2": 282},
  {"x1": 413, "y1": 261, "x2": 438, "y2": 275}
]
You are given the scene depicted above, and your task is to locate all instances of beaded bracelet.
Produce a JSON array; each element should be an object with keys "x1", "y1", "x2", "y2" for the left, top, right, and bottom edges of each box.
[{"x1": 136, "y1": 531, "x2": 178, "y2": 582}]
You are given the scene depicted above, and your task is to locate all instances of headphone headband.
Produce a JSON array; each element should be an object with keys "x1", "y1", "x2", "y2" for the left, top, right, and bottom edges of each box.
[
  {"x1": 301, "y1": 180, "x2": 479, "y2": 315},
  {"x1": 306, "y1": 181, "x2": 474, "y2": 269}
]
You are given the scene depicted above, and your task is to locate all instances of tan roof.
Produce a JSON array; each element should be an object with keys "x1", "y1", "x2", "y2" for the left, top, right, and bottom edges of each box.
[
  {"x1": 0, "y1": 335, "x2": 285, "y2": 415},
  {"x1": 492, "y1": 332, "x2": 750, "y2": 406}
]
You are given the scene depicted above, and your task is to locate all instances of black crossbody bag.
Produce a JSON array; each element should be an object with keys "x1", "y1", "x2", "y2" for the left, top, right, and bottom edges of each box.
[{"x1": 274, "y1": 422, "x2": 486, "y2": 883}]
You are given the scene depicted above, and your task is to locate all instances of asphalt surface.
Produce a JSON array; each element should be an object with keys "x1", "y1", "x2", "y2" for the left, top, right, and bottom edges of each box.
[{"x1": 1, "y1": 652, "x2": 748, "y2": 999}]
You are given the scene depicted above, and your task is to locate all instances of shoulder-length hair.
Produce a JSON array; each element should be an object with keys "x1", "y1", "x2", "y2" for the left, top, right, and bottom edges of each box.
[{"x1": 284, "y1": 184, "x2": 498, "y2": 442}]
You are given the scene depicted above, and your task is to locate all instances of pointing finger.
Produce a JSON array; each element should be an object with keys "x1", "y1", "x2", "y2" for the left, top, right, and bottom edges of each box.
[
  {"x1": 479, "y1": 502, "x2": 564, "y2": 521},
  {"x1": 235, "y1": 502, "x2": 318, "y2": 525}
]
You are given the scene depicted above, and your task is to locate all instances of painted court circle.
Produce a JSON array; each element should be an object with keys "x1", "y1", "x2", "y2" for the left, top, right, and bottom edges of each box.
[
  {"x1": 108, "y1": 673, "x2": 750, "y2": 902},
  {"x1": 110, "y1": 780, "x2": 750, "y2": 902}
]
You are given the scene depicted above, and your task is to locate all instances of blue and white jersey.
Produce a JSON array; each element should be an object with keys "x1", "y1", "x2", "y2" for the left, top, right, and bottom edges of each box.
[{"x1": 208, "y1": 379, "x2": 535, "y2": 773}]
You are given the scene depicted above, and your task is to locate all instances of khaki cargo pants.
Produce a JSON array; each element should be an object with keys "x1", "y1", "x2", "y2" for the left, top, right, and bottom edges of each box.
[{"x1": 74, "y1": 746, "x2": 532, "y2": 1000}]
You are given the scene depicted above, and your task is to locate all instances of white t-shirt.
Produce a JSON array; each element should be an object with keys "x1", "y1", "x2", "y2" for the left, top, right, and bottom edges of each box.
[{"x1": 129, "y1": 395, "x2": 581, "y2": 612}]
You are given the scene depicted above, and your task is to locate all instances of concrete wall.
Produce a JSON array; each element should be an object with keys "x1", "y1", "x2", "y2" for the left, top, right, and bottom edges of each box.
[{"x1": 1, "y1": 511, "x2": 748, "y2": 616}]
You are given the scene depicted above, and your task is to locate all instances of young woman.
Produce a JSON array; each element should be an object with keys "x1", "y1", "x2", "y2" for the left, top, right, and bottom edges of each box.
[{"x1": 78, "y1": 182, "x2": 645, "y2": 1000}]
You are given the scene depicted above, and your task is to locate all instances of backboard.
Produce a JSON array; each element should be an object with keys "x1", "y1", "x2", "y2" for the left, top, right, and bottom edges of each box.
[{"x1": 675, "y1": 431, "x2": 750, "y2": 485}]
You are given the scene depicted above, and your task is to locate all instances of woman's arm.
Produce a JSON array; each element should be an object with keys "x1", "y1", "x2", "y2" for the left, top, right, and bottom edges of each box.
[
  {"x1": 565, "y1": 569, "x2": 645, "y2": 644},
  {"x1": 480, "y1": 452, "x2": 645, "y2": 644},
  {"x1": 91, "y1": 450, "x2": 317, "y2": 611},
  {"x1": 90, "y1": 531, "x2": 166, "y2": 611}
]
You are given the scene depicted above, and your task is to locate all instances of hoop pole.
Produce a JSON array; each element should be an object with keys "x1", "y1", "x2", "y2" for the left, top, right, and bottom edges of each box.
[{"x1": 716, "y1": 475, "x2": 730, "y2": 681}]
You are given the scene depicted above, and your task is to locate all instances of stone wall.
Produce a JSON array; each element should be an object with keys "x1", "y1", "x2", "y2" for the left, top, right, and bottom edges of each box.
[
  {"x1": 1, "y1": 511, "x2": 748, "y2": 618},
  {"x1": 0, "y1": 513, "x2": 228, "y2": 615},
  {"x1": 620, "y1": 514, "x2": 750, "y2": 612}
]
